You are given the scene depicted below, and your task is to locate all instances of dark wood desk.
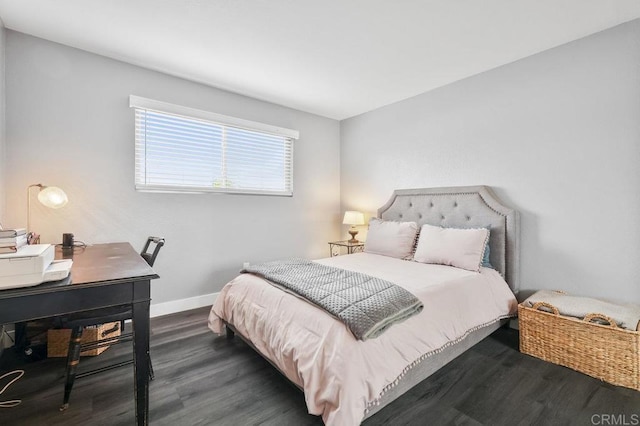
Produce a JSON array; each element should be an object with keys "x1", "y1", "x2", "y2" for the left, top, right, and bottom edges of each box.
[{"x1": 0, "y1": 242, "x2": 158, "y2": 426}]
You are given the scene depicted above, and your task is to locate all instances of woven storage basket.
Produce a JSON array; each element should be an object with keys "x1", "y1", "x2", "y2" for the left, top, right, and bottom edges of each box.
[
  {"x1": 519, "y1": 302, "x2": 640, "y2": 391},
  {"x1": 47, "y1": 322, "x2": 121, "y2": 357}
]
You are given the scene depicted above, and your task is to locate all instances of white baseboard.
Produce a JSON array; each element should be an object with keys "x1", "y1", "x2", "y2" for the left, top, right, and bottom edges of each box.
[{"x1": 150, "y1": 292, "x2": 218, "y2": 318}]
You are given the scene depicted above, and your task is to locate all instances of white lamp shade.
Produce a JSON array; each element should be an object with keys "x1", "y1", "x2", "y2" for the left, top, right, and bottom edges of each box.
[
  {"x1": 37, "y1": 186, "x2": 68, "y2": 209},
  {"x1": 343, "y1": 211, "x2": 365, "y2": 226}
]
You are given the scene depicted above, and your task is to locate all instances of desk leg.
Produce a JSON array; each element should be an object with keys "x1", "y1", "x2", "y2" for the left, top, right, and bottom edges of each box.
[{"x1": 132, "y1": 280, "x2": 151, "y2": 426}]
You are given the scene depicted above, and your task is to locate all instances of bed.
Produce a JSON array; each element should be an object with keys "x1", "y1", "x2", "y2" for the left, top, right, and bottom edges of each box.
[{"x1": 208, "y1": 185, "x2": 520, "y2": 425}]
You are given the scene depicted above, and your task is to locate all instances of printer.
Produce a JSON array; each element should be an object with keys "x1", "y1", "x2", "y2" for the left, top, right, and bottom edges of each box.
[{"x1": 0, "y1": 244, "x2": 73, "y2": 290}]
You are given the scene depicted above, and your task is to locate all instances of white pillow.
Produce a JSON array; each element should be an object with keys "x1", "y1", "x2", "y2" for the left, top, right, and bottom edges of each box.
[
  {"x1": 364, "y1": 218, "x2": 418, "y2": 259},
  {"x1": 413, "y1": 224, "x2": 489, "y2": 272}
]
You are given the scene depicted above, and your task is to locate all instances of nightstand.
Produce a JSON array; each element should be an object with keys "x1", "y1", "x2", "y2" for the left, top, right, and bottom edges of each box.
[{"x1": 328, "y1": 240, "x2": 365, "y2": 257}]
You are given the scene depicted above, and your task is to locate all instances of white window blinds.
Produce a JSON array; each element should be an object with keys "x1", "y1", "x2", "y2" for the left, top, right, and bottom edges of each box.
[{"x1": 130, "y1": 96, "x2": 298, "y2": 196}]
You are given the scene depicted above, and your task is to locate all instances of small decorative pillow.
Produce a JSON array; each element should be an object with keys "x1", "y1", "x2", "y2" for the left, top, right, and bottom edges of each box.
[
  {"x1": 413, "y1": 224, "x2": 489, "y2": 272},
  {"x1": 364, "y1": 218, "x2": 419, "y2": 259},
  {"x1": 481, "y1": 240, "x2": 492, "y2": 268}
]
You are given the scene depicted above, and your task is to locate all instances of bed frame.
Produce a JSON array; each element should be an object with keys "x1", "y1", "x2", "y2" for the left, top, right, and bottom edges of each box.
[{"x1": 225, "y1": 185, "x2": 519, "y2": 421}]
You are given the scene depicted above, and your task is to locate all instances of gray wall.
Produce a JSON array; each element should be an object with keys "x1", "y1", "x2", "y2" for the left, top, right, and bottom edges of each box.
[
  {"x1": 0, "y1": 22, "x2": 5, "y2": 223},
  {"x1": 5, "y1": 31, "x2": 341, "y2": 303},
  {"x1": 341, "y1": 20, "x2": 640, "y2": 303}
]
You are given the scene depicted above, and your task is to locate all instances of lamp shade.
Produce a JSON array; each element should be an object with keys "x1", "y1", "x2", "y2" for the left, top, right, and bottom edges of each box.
[
  {"x1": 343, "y1": 211, "x2": 365, "y2": 226},
  {"x1": 37, "y1": 186, "x2": 68, "y2": 209}
]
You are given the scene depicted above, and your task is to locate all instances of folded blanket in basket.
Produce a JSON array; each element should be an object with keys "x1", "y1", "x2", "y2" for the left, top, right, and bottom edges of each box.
[
  {"x1": 242, "y1": 258, "x2": 424, "y2": 340},
  {"x1": 524, "y1": 290, "x2": 640, "y2": 331}
]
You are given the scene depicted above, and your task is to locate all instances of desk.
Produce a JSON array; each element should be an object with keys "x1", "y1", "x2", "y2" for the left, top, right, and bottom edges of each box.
[{"x1": 0, "y1": 242, "x2": 158, "y2": 426}]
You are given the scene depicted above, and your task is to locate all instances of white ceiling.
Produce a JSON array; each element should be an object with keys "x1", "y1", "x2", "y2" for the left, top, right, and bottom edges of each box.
[{"x1": 1, "y1": 1, "x2": 639, "y2": 120}]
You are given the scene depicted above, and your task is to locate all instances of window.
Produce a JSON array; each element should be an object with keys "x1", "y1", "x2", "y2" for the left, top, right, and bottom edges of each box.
[{"x1": 130, "y1": 96, "x2": 299, "y2": 196}]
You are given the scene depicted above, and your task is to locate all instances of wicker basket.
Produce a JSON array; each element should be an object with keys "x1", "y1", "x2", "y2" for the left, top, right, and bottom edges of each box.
[
  {"x1": 47, "y1": 322, "x2": 121, "y2": 357},
  {"x1": 519, "y1": 302, "x2": 640, "y2": 391}
]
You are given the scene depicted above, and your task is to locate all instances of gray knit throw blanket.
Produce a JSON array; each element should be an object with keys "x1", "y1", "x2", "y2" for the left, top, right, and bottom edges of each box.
[{"x1": 242, "y1": 258, "x2": 424, "y2": 340}]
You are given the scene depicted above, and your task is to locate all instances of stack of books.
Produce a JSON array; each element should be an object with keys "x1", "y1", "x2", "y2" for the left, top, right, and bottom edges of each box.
[{"x1": 0, "y1": 228, "x2": 28, "y2": 254}]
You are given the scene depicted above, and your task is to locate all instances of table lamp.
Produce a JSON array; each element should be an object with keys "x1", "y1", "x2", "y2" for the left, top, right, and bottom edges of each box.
[
  {"x1": 27, "y1": 183, "x2": 68, "y2": 241},
  {"x1": 343, "y1": 211, "x2": 365, "y2": 243}
]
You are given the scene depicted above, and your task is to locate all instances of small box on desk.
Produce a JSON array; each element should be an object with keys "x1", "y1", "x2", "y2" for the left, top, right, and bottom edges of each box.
[{"x1": 47, "y1": 322, "x2": 121, "y2": 357}]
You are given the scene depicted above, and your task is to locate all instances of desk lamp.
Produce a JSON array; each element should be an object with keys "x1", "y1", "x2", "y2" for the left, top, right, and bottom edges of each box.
[
  {"x1": 343, "y1": 211, "x2": 365, "y2": 243},
  {"x1": 27, "y1": 183, "x2": 68, "y2": 242}
]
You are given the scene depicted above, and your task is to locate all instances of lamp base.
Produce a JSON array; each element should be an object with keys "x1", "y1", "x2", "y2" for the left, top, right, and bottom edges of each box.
[{"x1": 348, "y1": 229, "x2": 359, "y2": 244}]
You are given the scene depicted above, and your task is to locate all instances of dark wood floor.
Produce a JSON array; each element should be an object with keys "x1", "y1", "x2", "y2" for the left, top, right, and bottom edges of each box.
[{"x1": 0, "y1": 307, "x2": 638, "y2": 425}]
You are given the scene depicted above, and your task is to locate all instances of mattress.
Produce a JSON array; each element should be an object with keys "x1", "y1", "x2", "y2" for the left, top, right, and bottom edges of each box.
[{"x1": 208, "y1": 253, "x2": 517, "y2": 425}]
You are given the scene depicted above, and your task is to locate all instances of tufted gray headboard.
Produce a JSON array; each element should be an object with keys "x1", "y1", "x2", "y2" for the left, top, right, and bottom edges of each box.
[{"x1": 378, "y1": 186, "x2": 520, "y2": 294}]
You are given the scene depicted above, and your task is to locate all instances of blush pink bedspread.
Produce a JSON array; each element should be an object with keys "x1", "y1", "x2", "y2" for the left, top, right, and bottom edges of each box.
[{"x1": 208, "y1": 253, "x2": 517, "y2": 425}]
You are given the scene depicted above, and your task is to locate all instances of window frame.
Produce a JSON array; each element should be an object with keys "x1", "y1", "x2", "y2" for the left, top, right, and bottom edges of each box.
[{"x1": 129, "y1": 95, "x2": 299, "y2": 196}]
